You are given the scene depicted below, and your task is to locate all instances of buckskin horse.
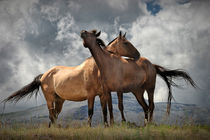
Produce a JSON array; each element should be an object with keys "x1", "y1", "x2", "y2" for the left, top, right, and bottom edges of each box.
[{"x1": 3, "y1": 31, "x2": 140, "y2": 127}]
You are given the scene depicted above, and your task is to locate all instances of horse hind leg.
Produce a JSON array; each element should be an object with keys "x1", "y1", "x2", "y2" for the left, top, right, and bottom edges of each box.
[
  {"x1": 117, "y1": 92, "x2": 126, "y2": 122},
  {"x1": 133, "y1": 88, "x2": 149, "y2": 126},
  {"x1": 47, "y1": 100, "x2": 56, "y2": 128},
  {"x1": 146, "y1": 88, "x2": 155, "y2": 122},
  {"x1": 42, "y1": 90, "x2": 56, "y2": 127},
  {"x1": 54, "y1": 95, "x2": 65, "y2": 119}
]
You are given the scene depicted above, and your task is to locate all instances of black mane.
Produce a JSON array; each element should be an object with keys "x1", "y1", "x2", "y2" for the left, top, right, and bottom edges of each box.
[
  {"x1": 96, "y1": 38, "x2": 106, "y2": 47},
  {"x1": 107, "y1": 37, "x2": 117, "y2": 46}
]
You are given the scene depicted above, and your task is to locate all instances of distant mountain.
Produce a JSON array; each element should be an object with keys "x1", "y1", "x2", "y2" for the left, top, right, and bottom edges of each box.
[{"x1": 1, "y1": 95, "x2": 210, "y2": 126}]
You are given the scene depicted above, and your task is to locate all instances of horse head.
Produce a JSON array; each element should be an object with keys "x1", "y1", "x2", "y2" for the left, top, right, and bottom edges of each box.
[
  {"x1": 106, "y1": 31, "x2": 140, "y2": 60},
  {"x1": 80, "y1": 30, "x2": 105, "y2": 48}
]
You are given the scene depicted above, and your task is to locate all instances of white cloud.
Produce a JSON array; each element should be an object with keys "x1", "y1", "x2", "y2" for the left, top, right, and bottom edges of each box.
[
  {"x1": 105, "y1": 0, "x2": 129, "y2": 10},
  {"x1": 138, "y1": 0, "x2": 150, "y2": 15},
  {"x1": 67, "y1": 1, "x2": 81, "y2": 12},
  {"x1": 0, "y1": 0, "x2": 210, "y2": 113},
  {"x1": 54, "y1": 13, "x2": 90, "y2": 65},
  {"x1": 41, "y1": 4, "x2": 61, "y2": 22},
  {"x1": 0, "y1": 0, "x2": 39, "y2": 43},
  {"x1": 154, "y1": 87, "x2": 168, "y2": 102},
  {"x1": 129, "y1": 0, "x2": 210, "y2": 104},
  {"x1": 100, "y1": 32, "x2": 109, "y2": 45},
  {"x1": 56, "y1": 13, "x2": 75, "y2": 41},
  {"x1": 0, "y1": 0, "x2": 54, "y2": 111}
]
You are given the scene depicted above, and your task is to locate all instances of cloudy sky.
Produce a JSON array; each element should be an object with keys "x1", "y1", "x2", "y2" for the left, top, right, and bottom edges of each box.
[{"x1": 0, "y1": 0, "x2": 209, "y2": 113}]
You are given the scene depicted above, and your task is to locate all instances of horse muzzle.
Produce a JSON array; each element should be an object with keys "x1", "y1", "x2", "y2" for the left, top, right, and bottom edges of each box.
[{"x1": 80, "y1": 30, "x2": 87, "y2": 39}]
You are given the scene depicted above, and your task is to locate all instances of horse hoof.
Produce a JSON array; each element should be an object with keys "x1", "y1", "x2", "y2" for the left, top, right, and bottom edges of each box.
[
  {"x1": 122, "y1": 119, "x2": 126, "y2": 123},
  {"x1": 88, "y1": 123, "x2": 91, "y2": 127},
  {"x1": 144, "y1": 119, "x2": 148, "y2": 126},
  {"x1": 48, "y1": 122, "x2": 51, "y2": 128},
  {"x1": 58, "y1": 124, "x2": 62, "y2": 128},
  {"x1": 104, "y1": 122, "x2": 109, "y2": 128},
  {"x1": 110, "y1": 120, "x2": 114, "y2": 126}
]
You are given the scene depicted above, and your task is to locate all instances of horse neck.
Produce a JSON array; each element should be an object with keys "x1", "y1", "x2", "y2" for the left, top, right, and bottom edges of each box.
[
  {"x1": 87, "y1": 42, "x2": 109, "y2": 74},
  {"x1": 105, "y1": 42, "x2": 119, "y2": 55},
  {"x1": 105, "y1": 42, "x2": 140, "y2": 60}
]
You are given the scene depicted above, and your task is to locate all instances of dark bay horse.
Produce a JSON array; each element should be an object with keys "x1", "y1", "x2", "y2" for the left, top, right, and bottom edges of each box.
[
  {"x1": 81, "y1": 30, "x2": 196, "y2": 125},
  {"x1": 3, "y1": 31, "x2": 140, "y2": 127}
]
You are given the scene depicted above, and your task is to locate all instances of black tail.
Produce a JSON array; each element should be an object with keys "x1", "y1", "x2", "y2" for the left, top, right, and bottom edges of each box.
[
  {"x1": 153, "y1": 64, "x2": 197, "y2": 115},
  {"x1": 3, "y1": 74, "x2": 43, "y2": 103}
]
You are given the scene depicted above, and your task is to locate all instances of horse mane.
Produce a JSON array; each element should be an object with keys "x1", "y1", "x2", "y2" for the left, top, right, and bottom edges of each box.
[
  {"x1": 107, "y1": 37, "x2": 117, "y2": 46},
  {"x1": 96, "y1": 38, "x2": 106, "y2": 47}
]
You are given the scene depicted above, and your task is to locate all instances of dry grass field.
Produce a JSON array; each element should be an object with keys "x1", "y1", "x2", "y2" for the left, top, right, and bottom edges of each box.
[{"x1": 0, "y1": 122, "x2": 210, "y2": 140}]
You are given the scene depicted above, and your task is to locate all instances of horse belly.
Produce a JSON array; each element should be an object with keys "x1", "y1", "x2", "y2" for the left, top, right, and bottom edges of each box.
[
  {"x1": 56, "y1": 84, "x2": 88, "y2": 101},
  {"x1": 54, "y1": 75, "x2": 89, "y2": 101}
]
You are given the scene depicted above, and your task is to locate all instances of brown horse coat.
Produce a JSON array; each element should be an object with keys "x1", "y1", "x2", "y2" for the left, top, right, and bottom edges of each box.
[{"x1": 81, "y1": 30, "x2": 197, "y2": 125}]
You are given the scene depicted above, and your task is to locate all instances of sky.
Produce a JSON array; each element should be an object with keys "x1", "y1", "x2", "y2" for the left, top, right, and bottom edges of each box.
[{"x1": 0, "y1": 0, "x2": 209, "y2": 113}]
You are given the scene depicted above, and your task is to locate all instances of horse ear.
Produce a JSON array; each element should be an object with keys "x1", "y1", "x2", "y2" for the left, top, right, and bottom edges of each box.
[
  {"x1": 119, "y1": 31, "x2": 122, "y2": 38},
  {"x1": 92, "y1": 30, "x2": 97, "y2": 34},
  {"x1": 96, "y1": 38, "x2": 106, "y2": 47},
  {"x1": 123, "y1": 32, "x2": 126, "y2": 38},
  {"x1": 95, "y1": 31, "x2": 101, "y2": 37}
]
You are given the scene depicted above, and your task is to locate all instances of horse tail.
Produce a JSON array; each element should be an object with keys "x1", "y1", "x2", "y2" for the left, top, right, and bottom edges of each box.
[
  {"x1": 3, "y1": 74, "x2": 43, "y2": 103},
  {"x1": 153, "y1": 64, "x2": 197, "y2": 115}
]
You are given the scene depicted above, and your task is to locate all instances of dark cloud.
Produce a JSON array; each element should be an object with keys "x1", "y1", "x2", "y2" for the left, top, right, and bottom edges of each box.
[
  {"x1": 65, "y1": 0, "x2": 141, "y2": 23},
  {"x1": 0, "y1": 0, "x2": 210, "y2": 113},
  {"x1": 129, "y1": 0, "x2": 210, "y2": 107},
  {"x1": 0, "y1": 46, "x2": 16, "y2": 84}
]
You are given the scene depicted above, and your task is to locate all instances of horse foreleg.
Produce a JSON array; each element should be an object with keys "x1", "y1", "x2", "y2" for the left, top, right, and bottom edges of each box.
[
  {"x1": 107, "y1": 92, "x2": 114, "y2": 125},
  {"x1": 100, "y1": 93, "x2": 108, "y2": 127},
  {"x1": 87, "y1": 96, "x2": 95, "y2": 127},
  {"x1": 117, "y1": 92, "x2": 126, "y2": 122}
]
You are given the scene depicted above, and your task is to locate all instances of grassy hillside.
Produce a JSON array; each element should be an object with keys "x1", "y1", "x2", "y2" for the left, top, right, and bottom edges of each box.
[
  {"x1": 2, "y1": 101, "x2": 210, "y2": 126},
  {"x1": 0, "y1": 123, "x2": 210, "y2": 140}
]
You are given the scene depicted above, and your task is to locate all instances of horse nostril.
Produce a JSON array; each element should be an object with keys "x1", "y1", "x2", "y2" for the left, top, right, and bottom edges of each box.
[
  {"x1": 82, "y1": 30, "x2": 87, "y2": 33},
  {"x1": 81, "y1": 30, "x2": 87, "y2": 38}
]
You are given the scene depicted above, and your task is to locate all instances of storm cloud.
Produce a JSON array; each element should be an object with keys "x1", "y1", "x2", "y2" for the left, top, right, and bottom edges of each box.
[{"x1": 0, "y1": 0, "x2": 209, "y2": 112}]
